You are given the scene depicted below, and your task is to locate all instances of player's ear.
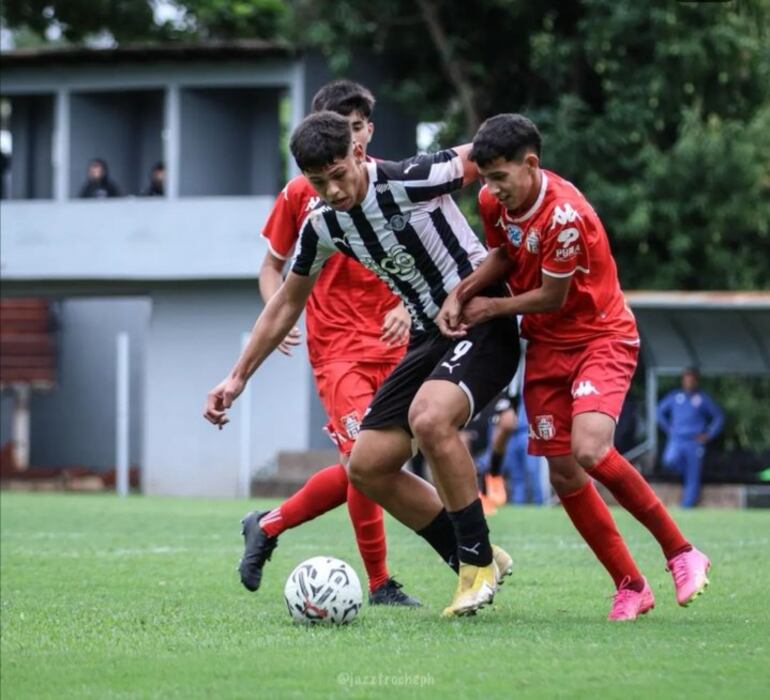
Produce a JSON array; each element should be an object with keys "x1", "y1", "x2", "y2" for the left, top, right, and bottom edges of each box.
[
  {"x1": 366, "y1": 121, "x2": 374, "y2": 144},
  {"x1": 524, "y1": 152, "x2": 540, "y2": 170}
]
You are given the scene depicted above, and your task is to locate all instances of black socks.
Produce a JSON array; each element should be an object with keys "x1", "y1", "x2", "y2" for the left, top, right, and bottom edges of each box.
[
  {"x1": 447, "y1": 499, "x2": 493, "y2": 567},
  {"x1": 417, "y1": 509, "x2": 459, "y2": 572}
]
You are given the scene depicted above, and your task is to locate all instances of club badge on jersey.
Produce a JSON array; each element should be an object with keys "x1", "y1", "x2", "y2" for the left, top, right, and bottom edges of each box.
[{"x1": 506, "y1": 224, "x2": 523, "y2": 247}]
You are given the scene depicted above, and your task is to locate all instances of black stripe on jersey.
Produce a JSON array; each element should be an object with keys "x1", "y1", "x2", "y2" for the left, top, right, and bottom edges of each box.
[
  {"x1": 347, "y1": 205, "x2": 434, "y2": 329},
  {"x1": 429, "y1": 207, "x2": 473, "y2": 279},
  {"x1": 374, "y1": 173, "x2": 448, "y2": 311},
  {"x1": 292, "y1": 219, "x2": 320, "y2": 276},
  {"x1": 404, "y1": 177, "x2": 464, "y2": 203},
  {"x1": 376, "y1": 149, "x2": 457, "y2": 182},
  {"x1": 322, "y1": 209, "x2": 358, "y2": 259}
]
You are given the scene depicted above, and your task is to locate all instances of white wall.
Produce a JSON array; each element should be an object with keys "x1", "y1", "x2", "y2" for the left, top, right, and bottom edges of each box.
[{"x1": 142, "y1": 286, "x2": 311, "y2": 497}]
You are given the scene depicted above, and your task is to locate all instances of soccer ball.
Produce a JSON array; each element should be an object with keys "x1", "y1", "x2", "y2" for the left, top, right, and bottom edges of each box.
[{"x1": 284, "y1": 556, "x2": 363, "y2": 624}]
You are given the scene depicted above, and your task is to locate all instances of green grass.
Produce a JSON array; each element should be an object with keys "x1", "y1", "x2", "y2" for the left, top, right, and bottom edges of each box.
[{"x1": 1, "y1": 494, "x2": 769, "y2": 699}]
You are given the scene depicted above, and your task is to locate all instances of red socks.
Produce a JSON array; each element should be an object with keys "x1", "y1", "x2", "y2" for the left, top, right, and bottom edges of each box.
[
  {"x1": 258, "y1": 462, "x2": 390, "y2": 592},
  {"x1": 347, "y1": 483, "x2": 390, "y2": 592},
  {"x1": 259, "y1": 463, "x2": 348, "y2": 537},
  {"x1": 560, "y1": 480, "x2": 644, "y2": 589},
  {"x1": 588, "y1": 448, "x2": 691, "y2": 560}
]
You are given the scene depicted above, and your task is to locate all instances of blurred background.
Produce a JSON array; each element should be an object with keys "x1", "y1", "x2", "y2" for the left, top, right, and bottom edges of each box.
[{"x1": 0, "y1": 0, "x2": 768, "y2": 505}]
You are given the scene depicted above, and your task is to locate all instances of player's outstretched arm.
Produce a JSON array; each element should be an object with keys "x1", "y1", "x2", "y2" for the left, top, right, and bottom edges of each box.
[
  {"x1": 259, "y1": 251, "x2": 302, "y2": 355},
  {"x1": 204, "y1": 272, "x2": 315, "y2": 428}
]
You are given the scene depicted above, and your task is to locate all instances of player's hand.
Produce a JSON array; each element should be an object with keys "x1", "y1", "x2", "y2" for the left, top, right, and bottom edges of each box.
[
  {"x1": 277, "y1": 326, "x2": 302, "y2": 356},
  {"x1": 437, "y1": 292, "x2": 468, "y2": 338},
  {"x1": 381, "y1": 303, "x2": 411, "y2": 346},
  {"x1": 460, "y1": 297, "x2": 497, "y2": 328},
  {"x1": 204, "y1": 375, "x2": 246, "y2": 429},
  {"x1": 695, "y1": 432, "x2": 708, "y2": 444}
]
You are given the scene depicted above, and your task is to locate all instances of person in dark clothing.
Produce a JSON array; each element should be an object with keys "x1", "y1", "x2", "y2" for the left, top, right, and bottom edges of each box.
[
  {"x1": 142, "y1": 161, "x2": 165, "y2": 197},
  {"x1": 79, "y1": 158, "x2": 120, "y2": 198}
]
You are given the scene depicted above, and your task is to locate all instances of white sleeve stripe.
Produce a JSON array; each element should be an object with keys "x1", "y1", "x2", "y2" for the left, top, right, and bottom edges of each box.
[
  {"x1": 542, "y1": 268, "x2": 575, "y2": 279},
  {"x1": 406, "y1": 157, "x2": 463, "y2": 188},
  {"x1": 260, "y1": 234, "x2": 291, "y2": 261}
]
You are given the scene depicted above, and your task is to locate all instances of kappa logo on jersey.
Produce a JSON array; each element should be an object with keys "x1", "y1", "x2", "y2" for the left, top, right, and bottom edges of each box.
[
  {"x1": 375, "y1": 183, "x2": 391, "y2": 194},
  {"x1": 552, "y1": 203, "x2": 581, "y2": 227},
  {"x1": 534, "y1": 414, "x2": 556, "y2": 440},
  {"x1": 525, "y1": 230, "x2": 540, "y2": 254},
  {"x1": 360, "y1": 244, "x2": 418, "y2": 281},
  {"x1": 341, "y1": 412, "x2": 361, "y2": 440},
  {"x1": 506, "y1": 224, "x2": 523, "y2": 247},
  {"x1": 385, "y1": 212, "x2": 412, "y2": 232},
  {"x1": 572, "y1": 380, "x2": 600, "y2": 398}
]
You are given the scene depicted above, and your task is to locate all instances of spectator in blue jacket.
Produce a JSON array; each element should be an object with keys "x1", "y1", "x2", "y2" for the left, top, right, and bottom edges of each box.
[{"x1": 657, "y1": 368, "x2": 724, "y2": 508}]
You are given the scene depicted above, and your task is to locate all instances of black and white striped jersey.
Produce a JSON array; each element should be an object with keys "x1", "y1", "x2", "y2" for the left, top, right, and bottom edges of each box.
[{"x1": 291, "y1": 149, "x2": 487, "y2": 331}]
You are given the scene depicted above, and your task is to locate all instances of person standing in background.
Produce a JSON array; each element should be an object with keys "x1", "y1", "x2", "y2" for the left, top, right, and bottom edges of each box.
[{"x1": 657, "y1": 368, "x2": 724, "y2": 508}]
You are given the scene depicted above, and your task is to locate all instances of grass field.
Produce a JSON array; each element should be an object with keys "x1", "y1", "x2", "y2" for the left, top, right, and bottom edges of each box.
[{"x1": 1, "y1": 493, "x2": 768, "y2": 699}]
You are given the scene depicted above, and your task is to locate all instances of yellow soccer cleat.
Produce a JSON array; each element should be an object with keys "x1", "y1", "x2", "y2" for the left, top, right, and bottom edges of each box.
[
  {"x1": 441, "y1": 559, "x2": 499, "y2": 618},
  {"x1": 492, "y1": 544, "x2": 513, "y2": 585}
]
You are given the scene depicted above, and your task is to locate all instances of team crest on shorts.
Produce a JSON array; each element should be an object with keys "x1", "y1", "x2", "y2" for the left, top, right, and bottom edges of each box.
[
  {"x1": 341, "y1": 412, "x2": 361, "y2": 440},
  {"x1": 506, "y1": 224, "x2": 523, "y2": 247},
  {"x1": 534, "y1": 414, "x2": 556, "y2": 440}
]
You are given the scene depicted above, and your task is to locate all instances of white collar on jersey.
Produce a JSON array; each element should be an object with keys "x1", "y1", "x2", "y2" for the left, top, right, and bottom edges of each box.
[{"x1": 509, "y1": 171, "x2": 549, "y2": 224}]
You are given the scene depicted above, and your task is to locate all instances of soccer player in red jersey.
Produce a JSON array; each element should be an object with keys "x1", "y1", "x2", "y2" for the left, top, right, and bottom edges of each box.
[
  {"x1": 240, "y1": 81, "x2": 419, "y2": 606},
  {"x1": 438, "y1": 114, "x2": 711, "y2": 620}
]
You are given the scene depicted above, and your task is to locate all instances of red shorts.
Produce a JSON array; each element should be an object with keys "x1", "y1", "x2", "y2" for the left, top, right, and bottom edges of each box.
[
  {"x1": 523, "y1": 337, "x2": 639, "y2": 457},
  {"x1": 313, "y1": 360, "x2": 398, "y2": 456}
]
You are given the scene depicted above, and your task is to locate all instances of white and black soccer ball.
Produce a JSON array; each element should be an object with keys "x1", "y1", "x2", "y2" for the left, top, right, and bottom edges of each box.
[{"x1": 284, "y1": 556, "x2": 363, "y2": 624}]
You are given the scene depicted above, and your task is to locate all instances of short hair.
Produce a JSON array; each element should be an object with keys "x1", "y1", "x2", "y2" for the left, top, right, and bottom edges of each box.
[
  {"x1": 311, "y1": 80, "x2": 375, "y2": 118},
  {"x1": 470, "y1": 114, "x2": 542, "y2": 167},
  {"x1": 683, "y1": 366, "x2": 700, "y2": 379},
  {"x1": 290, "y1": 111, "x2": 352, "y2": 172}
]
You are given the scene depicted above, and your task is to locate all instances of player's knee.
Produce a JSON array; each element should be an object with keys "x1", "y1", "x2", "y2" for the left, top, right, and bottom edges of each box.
[
  {"x1": 409, "y1": 403, "x2": 453, "y2": 449},
  {"x1": 572, "y1": 436, "x2": 610, "y2": 470},
  {"x1": 549, "y1": 468, "x2": 584, "y2": 495}
]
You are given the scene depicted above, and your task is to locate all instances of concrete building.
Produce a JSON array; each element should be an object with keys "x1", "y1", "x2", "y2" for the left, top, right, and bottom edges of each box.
[{"x1": 0, "y1": 42, "x2": 419, "y2": 496}]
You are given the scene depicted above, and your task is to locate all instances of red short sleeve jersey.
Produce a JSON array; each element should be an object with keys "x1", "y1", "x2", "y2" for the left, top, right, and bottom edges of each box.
[
  {"x1": 479, "y1": 170, "x2": 638, "y2": 347},
  {"x1": 261, "y1": 174, "x2": 405, "y2": 367}
]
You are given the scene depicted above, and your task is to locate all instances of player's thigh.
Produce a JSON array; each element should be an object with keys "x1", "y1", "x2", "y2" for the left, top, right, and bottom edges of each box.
[
  {"x1": 425, "y1": 316, "x2": 520, "y2": 428},
  {"x1": 360, "y1": 332, "x2": 448, "y2": 436},
  {"x1": 570, "y1": 337, "x2": 639, "y2": 422},
  {"x1": 571, "y1": 411, "x2": 617, "y2": 465},
  {"x1": 314, "y1": 360, "x2": 398, "y2": 457},
  {"x1": 523, "y1": 343, "x2": 573, "y2": 457},
  {"x1": 348, "y1": 426, "x2": 414, "y2": 480}
]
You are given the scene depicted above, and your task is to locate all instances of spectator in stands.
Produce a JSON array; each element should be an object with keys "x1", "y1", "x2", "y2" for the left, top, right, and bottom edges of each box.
[
  {"x1": 657, "y1": 367, "x2": 724, "y2": 508},
  {"x1": 79, "y1": 158, "x2": 120, "y2": 198},
  {"x1": 142, "y1": 161, "x2": 165, "y2": 197}
]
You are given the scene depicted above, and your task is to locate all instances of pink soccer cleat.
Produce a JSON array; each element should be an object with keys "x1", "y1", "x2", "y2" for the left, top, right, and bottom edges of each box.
[
  {"x1": 607, "y1": 576, "x2": 655, "y2": 621},
  {"x1": 667, "y1": 547, "x2": 710, "y2": 606}
]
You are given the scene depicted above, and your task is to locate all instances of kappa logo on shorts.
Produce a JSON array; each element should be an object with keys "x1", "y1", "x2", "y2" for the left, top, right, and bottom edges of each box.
[
  {"x1": 572, "y1": 380, "x2": 600, "y2": 398},
  {"x1": 341, "y1": 412, "x2": 361, "y2": 440},
  {"x1": 534, "y1": 414, "x2": 556, "y2": 441}
]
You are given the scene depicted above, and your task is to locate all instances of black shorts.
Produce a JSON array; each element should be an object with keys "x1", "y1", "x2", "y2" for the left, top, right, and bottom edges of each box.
[{"x1": 360, "y1": 316, "x2": 520, "y2": 435}]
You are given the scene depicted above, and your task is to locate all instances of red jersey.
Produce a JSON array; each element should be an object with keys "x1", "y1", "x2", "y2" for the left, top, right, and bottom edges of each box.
[
  {"x1": 261, "y1": 174, "x2": 404, "y2": 367},
  {"x1": 479, "y1": 170, "x2": 637, "y2": 347}
]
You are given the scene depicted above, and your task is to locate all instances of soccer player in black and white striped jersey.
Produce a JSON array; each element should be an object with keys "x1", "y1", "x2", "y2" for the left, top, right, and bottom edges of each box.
[{"x1": 205, "y1": 111, "x2": 519, "y2": 617}]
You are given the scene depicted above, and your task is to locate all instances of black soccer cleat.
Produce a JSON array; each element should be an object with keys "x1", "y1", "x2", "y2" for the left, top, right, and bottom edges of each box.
[
  {"x1": 238, "y1": 510, "x2": 278, "y2": 592},
  {"x1": 368, "y1": 578, "x2": 422, "y2": 607}
]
